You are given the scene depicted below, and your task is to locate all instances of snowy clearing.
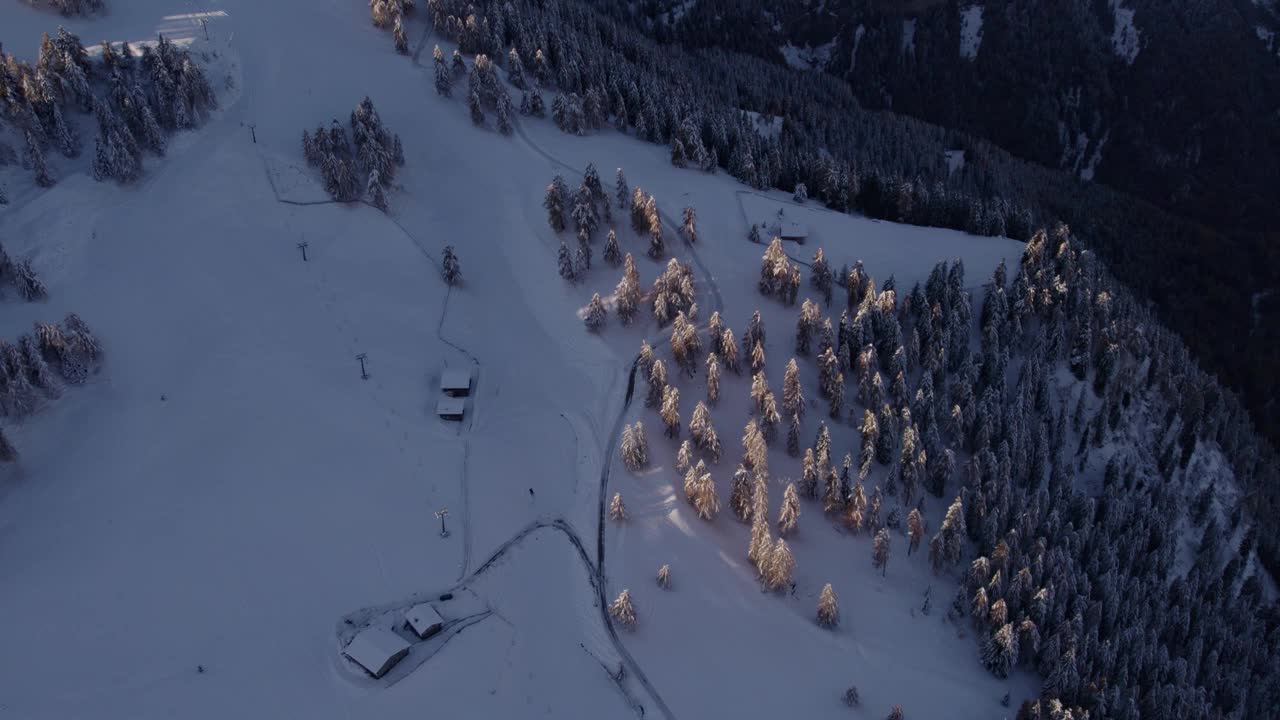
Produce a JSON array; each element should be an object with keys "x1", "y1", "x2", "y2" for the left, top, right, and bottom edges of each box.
[
  {"x1": 959, "y1": 5, "x2": 984, "y2": 60},
  {"x1": 1110, "y1": 0, "x2": 1141, "y2": 65}
]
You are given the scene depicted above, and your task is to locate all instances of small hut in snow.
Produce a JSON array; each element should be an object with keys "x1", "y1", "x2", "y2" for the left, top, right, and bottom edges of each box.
[
  {"x1": 437, "y1": 397, "x2": 465, "y2": 421},
  {"x1": 404, "y1": 602, "x2": 445, "y2": 639},
  {"x1": 774, "y1": 220, "x2": 808, "y2": 243},
  {"x1": 343, "y1": 628, "x2": 410, "y2": 679},
  {"x1": 440, "y1": 369, "x2": 472, "y2": 397}
]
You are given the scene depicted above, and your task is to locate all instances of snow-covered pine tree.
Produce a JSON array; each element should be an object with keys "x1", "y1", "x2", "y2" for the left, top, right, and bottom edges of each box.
[
  {"x1": 14, "y1": 260, "x2": 46, "y2": 301},
  {"x1": 656, "y1": 564, "x2": 671, "y2": 590},
  {"x1": 645, "y1": 358, "x2": 667, "y2": 409},
  {"x1": 496, "y1": 91, "x2": 513, "y2": 135},
  {"x1": 620, "y1": 421, "x2": 649, "y2": 472},
  {"x1": 571, "y1": 183, "x2": 598, "y2": 241},
  {"x1": 778, "y1": 482, "x2": 800, "y2": 536},
  {"x1": 528, "y1": 91, "x2": 545, "y2": 117},
  {"x1": 615, "y1": 254, "x2": 641, "y2": 324},
  {"x1": 557, "y1": 240, "x2": 575, "y2": 282},
  {"x1": 585, "y1": 293, "x2": 607, "y2": 332},
  {"x1": 392, "y1": 13, "x2": 409, "y2": 53},
  {"x1": 873, "y1": 528, "x2": 891, "y2": 576},
  {"x1": 609, "y1": 492, "x2": 627, "y2": 522},
  {"x1": 25, "y1": 131, "x2": 54, "y2": 188},
  {"x1": 787, "y1": 412, "x2": 801, "y2": 457},
  {"x1": 681, "y1": 206, "x2": 697, "y2": 244},
  {"x1": 545, "y1": 175, "x2": 568, "y2": 231},
  {"x1": 817, "y1": 583, "x2": 839, "y2": 628},
  {"x1": 468, "y1": 89, "x2": 485, "y2": 126},
  {"x1": 609, "y1": 590, "x2": 637, "y2": 629},
  {"x1": 783, "y1": 358, "x2": 804, "y2": 419},
  {"x1": 603, "y1": 230, "x2": 621, "y2": 266},
  {"x1": 0, "y1": 426, "x2": 15, "y2": 462},
  {"x1": 441, "y1": 245, "x2": 461, "y2": 286},
  {"x1": 763, "y1": 538, "x2": 795, "y2": 591},
  {"x1": 660, "y1": 385, "x2": 681, "y2": 438},
  {"x1": 433, "y1": 46, "x2": 452, "y2": 96},
  {"x1": 907, "y1": 508, "x2": 924, "y2": 555},
  {"x1": 705, "y1": 353, "x2": 721, "y2": 404},
  {"x1": 615, "y1": 168, "x2": 629, "y2": 210}
]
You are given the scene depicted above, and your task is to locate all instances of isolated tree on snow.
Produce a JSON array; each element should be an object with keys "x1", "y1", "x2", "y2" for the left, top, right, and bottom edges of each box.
[
  {"x1": 558, "y1": 238, "x2": 582, "y2": 281},
  {"x1": 656, "y1": 563, "x2": 672, "y2": 590},
  {"x1": 660, "y1": 385, "x2": 681, "y2": 439},
  {"x1": 843, "y1": 686, "x2": 861, "y2": 707},
  {"x1": 544, "y1": 175, "x2": 568, "y2": 232},
  {"x1": 392, "y1": 13, "x2": 409, "y2": 53},
  {"x1": 763, "y1": 538, "x2": 795, "y2": 591},
  {"x1": 787, "y1": 413, "x2": 801, "y2": 457},
  {"x1": 681, "y1": 206, "x2": 697, "y2": 244},
  {"x1": 873, "y1": 528, "x2": 891, "y2": 576},
  {"x1": 886, "y1": 706, "x2": 904, "y2": 720},
  {"x1": 604, "y1": 230, "x2": 621, "y2": 266},
  {"x1": 676, "y1": 439, "x2": 693, "y2": 474},
  {"x1": 609, "y1": 590, "x2": 637, "y2": 630},
  {"x1": 467, "y1": 89, "x2": 485, "y2": 125},
  {"x1": 748, "y1": 224, "x2": 761, "y2": 244},
  {"x1": 720, "y1": 328, "x2": 740, "y2": 374},
  {"x1": 782, "y1": 358, "x2": 804, "y2": 419},
  {"x1": 817, "y1": 583, "x2": 840, "y2": 628},
  {"x1": 609, "y1": 492, "x2": 627, "y2": 522},
  {"x1": 907, "y1": 508, "x2": 924, "y2": 555},
  {"x1": 645, "y1": 358, "x2": 667, "y2": 409},
  {"x1": 811, "y1": 248, "x2": 833, "y2": 305},
  {"x1": 495, "y1": 91, "x2": 514, "y2": 135},
  {"x1": 615, "y1": 168, "x2": 629, "y2": 209},
  {"x1": 442, "y1": 245, "x2": 461, "y2": 286},
  {"x1": 620, "y1": 422, "x2": 649, "y2": 472},
  {"x1": 26, "y1": 132, "x2": 55, "y2": 188},
  {"x1": 705, "y1": 353, "x2": 721, "y2": 404},
  {"x1": 585, "y1": 293, "x2": 607, "y2": 332},
  {"x1": 778, "y1": 482, "x2": 800, "y2": 536},
  {"x1": 14, "y1": 261, "x2": 46, "y2": 301},
  {"x1": 433, "y1": 46, "x2": 452, "y2": 96},
  {"x1": 0, "y1": 424, "x2": 16, "y2": 462},
  {"x1": 572, "y1": 184, "x2": 598, "y2": 241},
  {"x1": 615, "y1": 254, "x2": 641, "y2": 324}
]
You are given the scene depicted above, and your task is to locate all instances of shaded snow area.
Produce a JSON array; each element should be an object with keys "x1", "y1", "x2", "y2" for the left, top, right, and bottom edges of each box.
[
  {"x1": 1110, "y1": 0, "x2": 1141, "y2": 64},
  {"x1": 959, "y1": 5, "x2": 984, "y2": 60},
  {"x1": 945, "y1": 149, "x2": 966, "y2": 175},
  {"x1": 742, "y1": 110, "x2": 783, "y2": 139},
  {"x1": 1258, "y1": 25, "x2": 1279, "y2": 56},
  {"x1": 2, "y1": 1, "x2": 1041, "y2": 718},
  {"x1": 849, "y1": 24, "x2": 866, "y2": 72},
  {"x1": 779, "y1": 39, "x2": 838, "y2": 71},
  {"x1": 902, "y1": 18, "x2": 917, "y2": 56}
]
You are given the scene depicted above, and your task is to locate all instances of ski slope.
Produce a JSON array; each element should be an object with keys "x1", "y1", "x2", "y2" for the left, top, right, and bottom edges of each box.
[{"x1": 0, "y1": 2, "x2": 1034, "y2": 717}]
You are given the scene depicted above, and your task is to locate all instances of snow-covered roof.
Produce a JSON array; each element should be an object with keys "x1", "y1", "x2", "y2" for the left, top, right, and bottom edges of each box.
[
  {"x1": 440, "y1": 369, "x2": 471, "y2": 393},
  {"x1": 404, "y1": 602, "x2": 444, "y2": 638},
  {"x1": 343, "y1": 628, "x2": 410, "y2": 678},
  {"x1": 777, "y1": 221, "x2": 808, "y2": 238},
  {"x1": 437, "y1": 397, "x2": 466, "y2": 418}
]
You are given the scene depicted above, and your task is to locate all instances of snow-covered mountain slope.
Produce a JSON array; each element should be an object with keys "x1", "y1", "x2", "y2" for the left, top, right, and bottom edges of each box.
[{"x1": 0, "y1": 2, "x2": 1256, "y2": 718}]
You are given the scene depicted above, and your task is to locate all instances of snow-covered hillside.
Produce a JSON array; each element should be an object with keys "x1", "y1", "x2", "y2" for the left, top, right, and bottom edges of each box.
[{"x1": 2, "y1": 2, "x2": 1259, "y2": 719}]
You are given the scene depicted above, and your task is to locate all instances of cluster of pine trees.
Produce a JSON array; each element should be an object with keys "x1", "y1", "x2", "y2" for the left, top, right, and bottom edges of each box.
[
  {"x1": 301, "y1": 97, "x2": 404, "y2": 210},
  {"x1": 0, "y1": 313, "x2": 103, "y2": 462},
  {"x1": 0, "y1": 29, "x2": 215, "y2": 188},
  {"x1": 0, "y1": 240, "x2": 47, "y2": 301},
  {"x1": 614, "y1": 223, "x2": 1279, "y2": 716},
  {"x1": 420, "y1": 0, "x2": 1280, "y2": 469}
]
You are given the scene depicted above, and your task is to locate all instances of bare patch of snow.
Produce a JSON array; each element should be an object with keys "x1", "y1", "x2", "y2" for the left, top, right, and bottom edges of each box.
[
  {"x1": 1110, "y1": 0, "x2": 1141, "y2": 64},
  {"x1": 945, "y1": 149, "x2": 965, "y2": 175},
  {"x1": 1258, "y1": 25, "x2": 1278, "y2": 55},
  {"x1": 849, "y1": 24, "x2": 866, "y2": 72},
  {"x1": 742, "y1": 110, "x2": 783, "y2": 139},
  {"x1": 902, "y1": 18, "x2": 917, "y2": 56},
  {"x1": 779, "y1": 39, "x2": 838, "y2": 71},
  {"x1": 1080, "y1": 130, "x2": 1108, "y2": 181},
  {"x1": 959, "y1": 5, "x2": 984, "y2": 60}
]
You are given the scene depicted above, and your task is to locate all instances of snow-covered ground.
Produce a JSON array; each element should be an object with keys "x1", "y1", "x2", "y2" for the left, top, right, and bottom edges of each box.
[
  {"x1": 779, "y1": 39, "x2": 838, "y2": 72},
  {"x1": 959, "y1": 5, "x2": 984, "y2": 60},
  {"x1": 2, "y1": 2, "x2": 1038, "y2": 718},
  {"x1": 1110, "y1": 0, "x2": 1141, "y2": 65}
]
